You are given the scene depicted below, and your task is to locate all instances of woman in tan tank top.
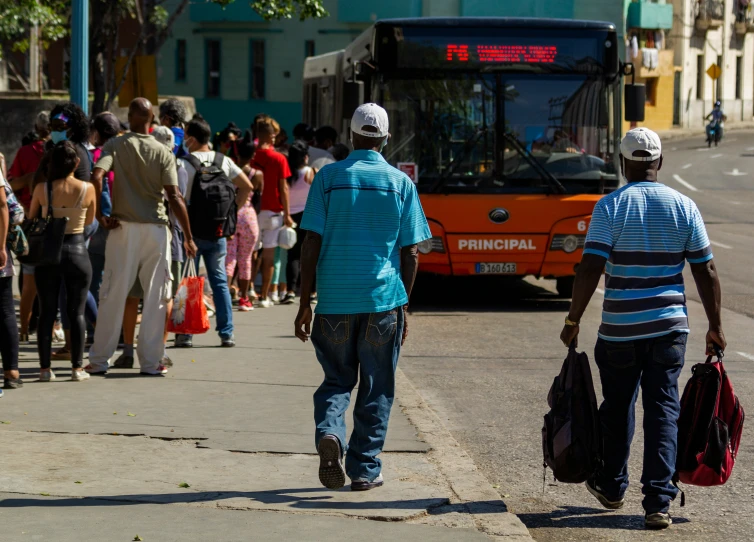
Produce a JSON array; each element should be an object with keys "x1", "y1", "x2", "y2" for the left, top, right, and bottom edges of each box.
[{"x1": 29, "y1": 141, "x2": 96, "y2": 381}]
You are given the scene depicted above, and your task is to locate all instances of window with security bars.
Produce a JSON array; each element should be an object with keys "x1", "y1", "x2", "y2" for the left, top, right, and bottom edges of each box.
[
  {"x1": 250, "y1": 40, "x2": 266, "y2": 99},
  {"x1": 176, "y1": 40, "x2": 187, "y2": 82}
]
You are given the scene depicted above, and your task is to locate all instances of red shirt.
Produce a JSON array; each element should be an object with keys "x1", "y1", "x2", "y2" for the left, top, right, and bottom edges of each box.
[
  {"x1": 8, "y1": 140, "x2": 45, "y2": 209},
  {"x1": 253, "y1": 146, "x2": 291, "y2": 213}
]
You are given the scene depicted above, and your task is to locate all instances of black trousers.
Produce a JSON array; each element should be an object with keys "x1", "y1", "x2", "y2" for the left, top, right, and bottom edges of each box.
[
  {"x1": 35, "y1": 235, "x2": 93, "y2": 369},
  {"x1": 0, "y1": 277, "x2": 19, "y2": 371}
]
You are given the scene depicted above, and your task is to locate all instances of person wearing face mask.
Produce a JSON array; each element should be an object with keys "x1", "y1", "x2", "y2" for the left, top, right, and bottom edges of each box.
[{"x1": 35, "y1": 103, "x2": 93, "y2": 188}]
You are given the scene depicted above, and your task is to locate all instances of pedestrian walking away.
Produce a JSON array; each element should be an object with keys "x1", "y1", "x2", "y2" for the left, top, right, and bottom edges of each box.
[
  {"x1": 0, "y1": 168, "x2": 25, "y2": 390},
  {"x1": 253, "y1": 119, "x2": 293, "y2": 308},
  {"x1": 294, "y1": 103, "x2": 431, "y2": 491},
  {"x1": 177, "y1": 118, "x2": 253, "y2": 347},
  {"x1": 31, "y1": 142, "x2": 97, "y2": 382},
  {"x1": 560, "y1": 127, "x2": 726, "y2": 530},
  {"x1": 87, "y1": 98, "x2": 197, "y2": 376}
]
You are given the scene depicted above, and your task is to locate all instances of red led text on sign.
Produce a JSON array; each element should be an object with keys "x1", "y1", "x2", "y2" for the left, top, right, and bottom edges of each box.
[
  {"x1": 445, "y1": 44, "x2": 558, "y2": 64},
  {"x1": 447, "y1": 44, "x2": 470, "y2": 62}
]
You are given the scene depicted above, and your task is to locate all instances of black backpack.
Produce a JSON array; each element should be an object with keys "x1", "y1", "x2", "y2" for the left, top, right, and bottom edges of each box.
[
  {"x1": 542, "y1": 345, "x2": 602, "y2": 484},
  {"x1": 184, "y1": 152, "x2": 237, "y2": 240}
]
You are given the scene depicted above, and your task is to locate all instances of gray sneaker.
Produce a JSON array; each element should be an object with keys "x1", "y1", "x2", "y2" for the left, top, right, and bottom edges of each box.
[
  {"x1": 645, "y1": 512, "x2": 672, "y2": 530},
  {"x1": 112, "y1": 354, "x2": 134, "y2": 369},
  {"x1": 174, "y1": 334, "x2": 193, "y2": 348},
  {"x1": 586, "y1": 478, "x2": 625, "y2": 510},
  {"x1": 318, "y1": 435, "x2": 345, "y2": 490}
]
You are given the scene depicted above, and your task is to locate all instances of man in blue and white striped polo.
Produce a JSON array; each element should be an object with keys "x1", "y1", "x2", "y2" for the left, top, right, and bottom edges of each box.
[{"x1": 560, "y1": 127, "x2": 725, "y2": 530}]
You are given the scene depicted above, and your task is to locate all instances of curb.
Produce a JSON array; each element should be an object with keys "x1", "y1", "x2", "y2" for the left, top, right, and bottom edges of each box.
[
  {"x1": 658, "y1": 122, "x2": 754, "y2": 142},
  {"x1": 396, "y1": 368, "x2": 533, "y2": 541}
]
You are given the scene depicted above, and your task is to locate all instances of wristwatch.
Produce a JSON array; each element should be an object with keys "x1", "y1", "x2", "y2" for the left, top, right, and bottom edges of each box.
[{"x1": 564, "y1": 316, "x2": 580, "y2": 327}]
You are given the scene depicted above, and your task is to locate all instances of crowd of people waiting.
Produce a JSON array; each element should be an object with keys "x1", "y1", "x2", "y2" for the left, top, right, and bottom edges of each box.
[{"x1": 0, "y1": 96, "x2": 349, "y2": 393}]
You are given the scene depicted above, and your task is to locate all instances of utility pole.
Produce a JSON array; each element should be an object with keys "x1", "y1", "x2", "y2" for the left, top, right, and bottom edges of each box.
[{"x1": 70, "y1": 0, "x2": 89, "y2": 114}]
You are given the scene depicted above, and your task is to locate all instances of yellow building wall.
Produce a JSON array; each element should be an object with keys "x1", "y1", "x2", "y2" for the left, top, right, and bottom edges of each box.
[{"x1": 623, "y1": 74, "x2": 675, "y2": 133}]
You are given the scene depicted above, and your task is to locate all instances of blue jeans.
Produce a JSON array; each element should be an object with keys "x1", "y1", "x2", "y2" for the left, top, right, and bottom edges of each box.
[
  {"x1": 312, "y1": 309, "x2": 404, "y2": 482},
  {"x1": 188, "y1": 238, "x2": 233, "y2": 339},
  {"x1": 593, "y1": 331, "x2": 687, "y2": 514}
]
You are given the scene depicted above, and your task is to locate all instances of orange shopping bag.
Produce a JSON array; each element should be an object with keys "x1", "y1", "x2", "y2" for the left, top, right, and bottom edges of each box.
[{"x1": 168, "y1": 260, "x2": 210, "y2": 335}]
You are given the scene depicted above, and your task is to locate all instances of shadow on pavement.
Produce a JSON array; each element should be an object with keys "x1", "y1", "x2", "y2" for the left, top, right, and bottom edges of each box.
[
  {"x1": 0, "y1": 489, "x2": 454, "y2": 512},
  {"x1": 517, "y1": 505, "x2": 689, "y2": 530},
  {"x1": 410, "y1": 275, "x2": 570, "y2": 313}
]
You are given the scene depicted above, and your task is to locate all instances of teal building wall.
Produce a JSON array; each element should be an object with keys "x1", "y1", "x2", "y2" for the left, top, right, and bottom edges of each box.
[{"x1": 157, "y1": 0, "x2": 626, "y2": 136}]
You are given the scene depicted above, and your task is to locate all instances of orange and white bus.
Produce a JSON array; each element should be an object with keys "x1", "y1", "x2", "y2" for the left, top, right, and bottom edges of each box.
[{"x1": 303, "y1": 18, "x2": 643, "y2": 297}]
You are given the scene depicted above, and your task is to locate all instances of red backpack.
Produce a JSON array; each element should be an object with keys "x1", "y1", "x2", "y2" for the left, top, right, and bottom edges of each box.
[{"x1": 675, "y1": 351, "x2": 744, "y2": 491}]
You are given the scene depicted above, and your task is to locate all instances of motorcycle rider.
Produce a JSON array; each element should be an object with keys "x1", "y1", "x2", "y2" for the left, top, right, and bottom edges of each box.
[{"x1": 705, "y1": 100, "x2": 727, "y2": 142}]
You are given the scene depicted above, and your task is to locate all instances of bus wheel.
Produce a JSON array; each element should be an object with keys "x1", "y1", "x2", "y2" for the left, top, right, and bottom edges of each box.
[{"x1": 556, "y1": 277, "x2": 575, "y2": 298}]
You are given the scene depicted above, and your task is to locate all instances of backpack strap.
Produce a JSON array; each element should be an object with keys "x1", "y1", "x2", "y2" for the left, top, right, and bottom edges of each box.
[
  {"x1": 211, "y1": 151, "x2": 225, "y2": 169},
  {"x1": 183, "y1": 154, "x2": 203, "y2": 173}
]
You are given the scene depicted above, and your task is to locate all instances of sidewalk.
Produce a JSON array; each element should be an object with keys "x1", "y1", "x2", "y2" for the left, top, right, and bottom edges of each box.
[
  {"x1": 657, "y1": 120, "x2": 754, "y2": 141},
  {"x1": 0, "y1": 303, "x2": 531, "y2": 541}
]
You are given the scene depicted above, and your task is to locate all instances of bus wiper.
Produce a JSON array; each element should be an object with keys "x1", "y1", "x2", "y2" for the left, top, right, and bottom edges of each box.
[
  {"x1": 430, "y1": 127, "x2": 488, "y2": 193},
  {"x1": 502, "y1": 132, "x2": 567, "y2": 194}
]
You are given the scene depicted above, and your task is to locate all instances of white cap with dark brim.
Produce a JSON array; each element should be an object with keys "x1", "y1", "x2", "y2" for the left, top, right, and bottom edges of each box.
[
  {"x1": 351, "y1": 103, "x2": 389, "y2": 138},
  {"x1": 620, "y1": 127, "x2": 662, "y2": 162}
]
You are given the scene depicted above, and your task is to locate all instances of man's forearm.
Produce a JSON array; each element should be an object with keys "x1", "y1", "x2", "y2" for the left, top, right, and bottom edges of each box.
[
  {"x1": 9, "y1": 172, "x2": 33, "y2": 193},
  {"x1": 0, "y1": 195, "x2": 9, "y2": 242},
  {"x1": 168, "y1": 193, "x2": 193, "y2": 241},
  {"x1": 691, "y1": 260, "x2": 722, "y2": 329},
  {"x1": 92, "y1": 169, "x2": 104, "y2": 219},
  {"x1": 400, "y1": 245, "x2": 419, "y2": 302},
  {"x1": 299, "y1": 231, "x2": 322, "y2": 304},
  {"x1": 567, "y1": 255, "x2": 605, "y2": 322}
]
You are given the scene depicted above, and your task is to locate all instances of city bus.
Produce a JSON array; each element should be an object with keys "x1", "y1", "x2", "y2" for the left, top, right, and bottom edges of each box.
[{"x1": 303, "y1": 18, "x2": 643, "y2": 297}]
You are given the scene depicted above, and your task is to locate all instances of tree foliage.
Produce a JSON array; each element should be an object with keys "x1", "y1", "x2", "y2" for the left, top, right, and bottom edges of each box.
[{"x1": 0, "y1": 0, "x2": 68, "y2": 57}]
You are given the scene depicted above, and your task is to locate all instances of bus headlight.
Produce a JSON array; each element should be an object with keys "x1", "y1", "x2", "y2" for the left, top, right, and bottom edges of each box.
[
  {"x1": 418, "y1": 236, "x2": 446, "y2": 254},
  {"x1": 549, "y1": 234, "x2": 585, "y2": 253},
  {"x1": 562, "y1": 235, "x2": 579, "y2": 253},
  {"x1": 418, "y1": 238, "x2": 434, "y2": 254}
]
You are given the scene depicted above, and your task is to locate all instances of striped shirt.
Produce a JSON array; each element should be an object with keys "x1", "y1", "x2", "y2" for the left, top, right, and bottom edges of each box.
[
  {"x1": 583, "y1": 181, "x2": 712, "y2": 341},
  {"x1": 301, "y1": 150, "x2": 431, "y2": 314}
]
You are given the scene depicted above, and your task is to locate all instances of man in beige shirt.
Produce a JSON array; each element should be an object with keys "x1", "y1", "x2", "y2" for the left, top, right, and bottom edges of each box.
[{"x1": 87, "y1": 98, "x2": 196, "y2": 376}]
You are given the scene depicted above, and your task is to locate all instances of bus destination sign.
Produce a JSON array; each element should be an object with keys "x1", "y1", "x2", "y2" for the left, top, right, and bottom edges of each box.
[{"x1": 447, "y1": 44, "x2": 558, "y2": 64}]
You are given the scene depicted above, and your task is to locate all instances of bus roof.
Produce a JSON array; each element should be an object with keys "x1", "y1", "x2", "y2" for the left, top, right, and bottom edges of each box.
[{"x1": 374, "y1": 17, "x2": 616, "y2": 32}]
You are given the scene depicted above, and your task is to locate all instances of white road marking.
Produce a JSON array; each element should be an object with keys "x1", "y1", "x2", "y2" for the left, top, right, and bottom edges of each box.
[
  {"x1": 710, "y1": 240, "x2": 733, "y2": 249},
  {"x1": 682, "y1": 163, "x2": 692, "y2": 169},
  {"x1": 672, "y1": 174, "x2": 699, "y2": 192},
  {"x1": 670, "y1": 147, "x2": 678, "y2": 151},
  {"x1": 711, "y1": 153, "x2": 723, "y2": 158},
  {"x1": 724, "y1": 168, "x2": 747, "y2": 176},
  {"x1": 737, "y1": 351, "x2": 754, "y2": 361},
  {"x1": 698, "y1": 148, "x2": 710, "y2": 152},
  {"x1": 729, "y1": 201, "x2": 742, "y2": 205},
  {"x1": 595, "y1": 288, "x2": 605, "y2": 296},
  {"x1": 746, "y1": 146, "x2": 754, "y2": 151}
]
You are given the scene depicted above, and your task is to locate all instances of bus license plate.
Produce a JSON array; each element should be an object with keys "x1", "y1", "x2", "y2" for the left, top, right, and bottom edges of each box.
[{"x1": 476, "y1": 263, "x2": 517, "y2": 274}]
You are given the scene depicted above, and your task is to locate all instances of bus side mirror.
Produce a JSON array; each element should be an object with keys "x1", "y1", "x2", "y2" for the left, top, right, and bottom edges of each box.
[
  {"x1": 343, "y1": 81, "x2": 364, "y2": 121},
  {"x1": 625, "y1": 84, "x2": 646, "y2": 122}
]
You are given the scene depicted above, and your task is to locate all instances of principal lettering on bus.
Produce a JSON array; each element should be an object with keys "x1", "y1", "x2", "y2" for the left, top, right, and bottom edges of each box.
[{"x1": 458, "y1": 239, "x2": 537, "y2": 251}]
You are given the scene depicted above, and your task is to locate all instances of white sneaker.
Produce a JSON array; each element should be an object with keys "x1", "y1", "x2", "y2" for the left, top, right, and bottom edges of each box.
[
  {"x1": 71, "y1": 369, "x2": 90, "y2": 382},
  {"x1": 270, "y1": 292, "x2": 280, "y2": 303},
  {"x1": 39, "y1": 369, "x2": 56, "y2": 382},
  {"x1": 259, "y1": 298, "x2": 274, "y2": 308}
]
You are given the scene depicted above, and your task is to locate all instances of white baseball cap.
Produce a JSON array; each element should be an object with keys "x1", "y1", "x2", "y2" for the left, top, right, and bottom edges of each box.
[
  {"x1": 620, "y1": 127, "x2": 662, "y2": 162},
  {"x1": 351, "y1": 103, "x2": 389, "y2": 138}
]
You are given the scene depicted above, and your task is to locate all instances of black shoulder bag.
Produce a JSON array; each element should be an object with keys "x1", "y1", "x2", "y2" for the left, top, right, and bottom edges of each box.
[{"x1": 18, "y1": 182, "x2": 69, "y2": 266}]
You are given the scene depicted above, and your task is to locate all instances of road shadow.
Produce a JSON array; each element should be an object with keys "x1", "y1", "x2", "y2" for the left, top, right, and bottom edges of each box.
[
  {"x1": 410, "y1": 275, "x2": 570, "y2": 313},
  {"x1": 517, "y1": 505, "x2": 689, "y2": 530}
]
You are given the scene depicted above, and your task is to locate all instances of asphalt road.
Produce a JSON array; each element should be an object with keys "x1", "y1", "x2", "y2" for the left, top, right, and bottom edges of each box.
[{"x1": 401, "y1": 134, "x2": 754, "y2": 541}]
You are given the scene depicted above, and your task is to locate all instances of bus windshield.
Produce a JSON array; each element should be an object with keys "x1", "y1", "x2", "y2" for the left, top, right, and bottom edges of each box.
[{"x1": 382, "y1": 74, "x2": 617, "y2": 194}]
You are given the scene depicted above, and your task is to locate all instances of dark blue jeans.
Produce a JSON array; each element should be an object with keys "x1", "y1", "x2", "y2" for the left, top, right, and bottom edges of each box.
[
  {"x1": 593, "y1": 331, "x2": 687, "y2": 514},
  {"x1": 312, "y1": 308, "x2": 404, "y2": 482}
]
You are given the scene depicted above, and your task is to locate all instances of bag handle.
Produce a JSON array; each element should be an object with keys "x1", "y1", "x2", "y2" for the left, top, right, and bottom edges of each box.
[
  {"x1": 705, "y1": 344, "x2": 724, "y2": 364},
  {"x1": 42, "y1": 181, "x2": 54, "y2": 220},
  {"x1": 182, "y1": 258, "x2": 197, "y2": 280}
]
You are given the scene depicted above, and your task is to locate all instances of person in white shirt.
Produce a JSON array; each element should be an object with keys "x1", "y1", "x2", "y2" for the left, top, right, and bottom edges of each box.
[{"x1": 174, "y1": 118, "x2": 253, "y2": 349}]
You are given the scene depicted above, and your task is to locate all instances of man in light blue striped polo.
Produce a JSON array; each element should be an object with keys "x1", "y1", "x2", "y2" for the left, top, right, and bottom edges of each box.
[
  {"x1": 560, "y1": 127, "x2": 725, "y2": 530},
  {"x1": 294, "y1": 103, "x2": 431, "y2": 492}
]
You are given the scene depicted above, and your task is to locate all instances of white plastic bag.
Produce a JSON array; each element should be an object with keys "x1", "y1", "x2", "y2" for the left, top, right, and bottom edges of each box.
[{"x1": 278, "y1": 226, "x2": 297, "y2": 250}]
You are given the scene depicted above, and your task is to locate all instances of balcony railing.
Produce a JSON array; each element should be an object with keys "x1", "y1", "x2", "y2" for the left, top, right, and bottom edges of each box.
[
  {"x1": 696, "y1": 0, "x2": 725, "y2": 31},
  {"x1": 735, "y1": 5, "x2": 754, "y2": 33}
]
